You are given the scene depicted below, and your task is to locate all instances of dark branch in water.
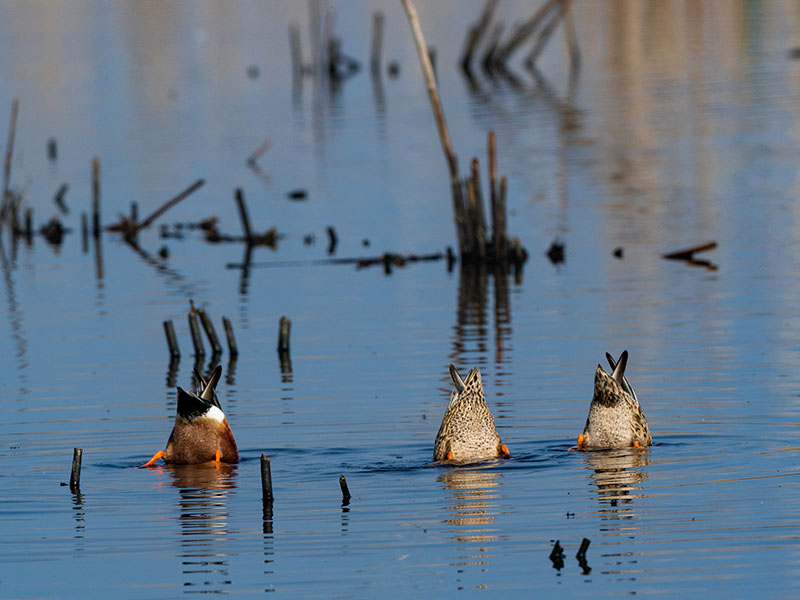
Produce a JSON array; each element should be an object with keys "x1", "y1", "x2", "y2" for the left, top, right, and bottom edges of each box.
[{"x1": 662, "y1": 241, "x2": 718, "y2": 270}]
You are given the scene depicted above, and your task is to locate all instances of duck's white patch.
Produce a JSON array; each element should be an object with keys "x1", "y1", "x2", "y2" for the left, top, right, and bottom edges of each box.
[{"x1": 205, "y1": 404, "x2": 225, "y2": 423}]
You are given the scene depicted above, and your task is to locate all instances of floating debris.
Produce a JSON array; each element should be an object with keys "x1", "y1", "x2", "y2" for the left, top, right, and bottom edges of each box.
[
  {"x1": 287, "y1": 189, "x2": 307, "y2": 200},
  {"x1": 546, "y1": 239, "x2": 565, "y2": 265},
  {"x1": 662, "y1": 240, "x2": 718, "y2": 270}
]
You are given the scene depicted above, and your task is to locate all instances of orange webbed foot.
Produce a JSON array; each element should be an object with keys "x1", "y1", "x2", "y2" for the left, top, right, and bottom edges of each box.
[
  {"x1": 500, "y1": 443, "x2": 511, "y2": 458},
  {"x1": 141, "y1": 450, "x2": 165, "y2": 467},
  {"x1": 446, "y1": 450, "x2": 454, "y2": 461},
  {"x1": 577, "y1": 434, "x2": 586, "y2": 449}
]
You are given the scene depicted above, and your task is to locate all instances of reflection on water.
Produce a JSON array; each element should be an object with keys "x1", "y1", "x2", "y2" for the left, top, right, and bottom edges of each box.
[
  {"x1": 439, "y1": 467, "x2": 500, "y2": 578},
  {"x1": 582, "y1": 448, "x2": 649, "y2": 582},
  {"x1": 582, "y1": 449, "x2": 650, "y2": 520},
  {"x1": 451, "y1": 264, "x2": 514, "y2": 389},
  {"x1": 167, "y1": 464, "x2": 238, "y2": 595}
]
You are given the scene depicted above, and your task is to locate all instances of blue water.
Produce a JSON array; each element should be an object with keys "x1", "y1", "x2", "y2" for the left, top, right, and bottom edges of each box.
[{"x1": 2, "y1": 0, "x2": 800, "y2": 597}]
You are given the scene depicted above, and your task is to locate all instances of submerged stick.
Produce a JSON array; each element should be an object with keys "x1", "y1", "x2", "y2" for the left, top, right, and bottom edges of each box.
[
  {"x1": 261, "y1": 454, "x2": 274, "y2": 503},
  {"x1": 135, "y1": 179, "x2": 205, "y2": 233},
  {"x1": 197, "y1": 307, "x2": 223, "y2": 355},
  {"x1": 576, "y1": 537, "x2": 591, "y2": 559},
  {"x1": 188, "y1": 301, "x2": 205, "y2": 357},
  {"x1": 47, "y1": 137, "x2": 57, "y2": 161},
  {"x1": 549, "y1": 539, "x2": 564, "y2": 570},
  {"x1": 92, "y1": 157, "x2": 101, "y2": 237},
  {"x1": 662, "y1": 241, "x2": 717, "y2": 261},
  {"x1": 222, "y1": 316, "x2": 238, "y2": 357},
  {"x1": 53, "y1": 183, "x2": 69, "y2": 215},
  {"x1": 370, "y1": 11, "x2": 384, "y2": 77},
  {"x1": 339, "y1": 474, "x2": 351, "y2": 504},
  {"x1": 278, "y1": 316, "x2": 291, "y2": 354},
  {"x1": 246, "y1": 140, "x2": 272, "y2": 169},
  {"x1": 69, "y1": 448, "x2": 83, "y2": 492},
  {"x1": 326, "y1": 226, "x2": 338, "y2": 255},
  {"x1": 163, "y1": 319, "x2": 180, "y2": 358},
  {"x1": 234, "y1": 188, "x2": 253, "y2": 242}
]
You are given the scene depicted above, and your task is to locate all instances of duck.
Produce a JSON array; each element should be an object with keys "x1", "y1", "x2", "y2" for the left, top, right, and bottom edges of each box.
[
  {"x1": 142, "y1": 365, "x2": 239, "y2": 466},
  {"x1": 434, "y1": 364, "x2": 509, "y2": 462},
  {"x1": 577, "y1": 350, "x2": 651, "y2": 449}
]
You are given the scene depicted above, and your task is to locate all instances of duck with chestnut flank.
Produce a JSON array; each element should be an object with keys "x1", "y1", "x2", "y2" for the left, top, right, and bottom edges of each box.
[{"x1": 142, "y1": 365, "x2": 239, "y2": 466}]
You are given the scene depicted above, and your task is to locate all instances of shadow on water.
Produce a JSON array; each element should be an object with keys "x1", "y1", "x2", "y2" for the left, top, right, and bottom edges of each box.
[{"x1": 162, "y1": 464, "x2": 238, "y2": 595}]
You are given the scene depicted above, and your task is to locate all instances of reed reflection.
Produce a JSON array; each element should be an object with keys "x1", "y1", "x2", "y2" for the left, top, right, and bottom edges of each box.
[
  {"x1": 166, "y1": 463, "x2": 238, "y2": 595},
  {"x1": 439, "y1": 468, "x2": 500, "y2": 570},
  {"x1": 451, "y1": 263, "x2": 514, "y2": 395}
]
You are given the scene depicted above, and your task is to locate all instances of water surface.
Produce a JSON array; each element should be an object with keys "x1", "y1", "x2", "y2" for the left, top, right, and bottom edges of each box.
[{"x1": 2, "y1": 1, "x2": 800, "y2": 597}]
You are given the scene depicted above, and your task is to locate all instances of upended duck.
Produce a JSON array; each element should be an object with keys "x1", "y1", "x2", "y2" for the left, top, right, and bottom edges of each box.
[
  {"x1": 434, "y1": 364, "x2": 509, "y2": 462},
  {"x1": 142, "y1": 365, "x2": 239, "y2": 466},
  {"x1": 578, "y1": 350, "x2": 651, "y2": 449}
]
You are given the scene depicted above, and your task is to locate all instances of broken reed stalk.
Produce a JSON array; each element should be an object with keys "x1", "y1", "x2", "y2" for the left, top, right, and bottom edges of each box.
[
  {"x1": 576, "y1": 537, "x2": 591, "y2": 559},
  {"x1": 69, "y1": 448, "x2": 83, "y2": 492},
  {"x1": 134, "y1": 178, "x2": 205, "y2": 233},
  {"x1": 92, "y1": 157, "x2": 101, "y2": 237},
  {"x1": 261, "y1": 454, "x2": 274, "y2": 503},
  {"x1": 47, "y1": 137, "x2": 57, "y2": 161},
  {"x1": 188, "y1": 301, "x2": 205, "y2": 357},
  {"x1": 371, "y1": 11, "x2": 384, "y2": 76},
  {"x1": 402, "y1": 0, "x2": 469, "y2": 258},
  {"x1": 222, "y1": 316, "x2": 238, "y2": 357},
  {"x1": 234, "y1": 188, "x2": 253, "y2": 242},
  {"x1": 53, "y1": 183, "x2": 69, "y2": 215},
  {"x1": 339, "y1": 474, "x2": 351, "y2": 504},
  {"x1": 196, "y1": 307, "x2": 223, "y2": 355},
  {"x1": 0, "y1": 98, "x2": 19, "y2": 227},
  {"x1": 469, "y1": 158, "x2": 487, "y2": 261},
  {"x1": 496, "y1": 175, "x2": 508, "y2": 261},
  {"x1": 163, "y1": 319, "x2": 180, "y2": 358},
  {"x1": 401, "y1": 0, "x2": 459, "y2": 182},
  {"x1": 277, "y1": 316, "x2": 291, "y2": 354},
  {"x1": 460, "y1": 0, "x2": 499, "y2": 72}
]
